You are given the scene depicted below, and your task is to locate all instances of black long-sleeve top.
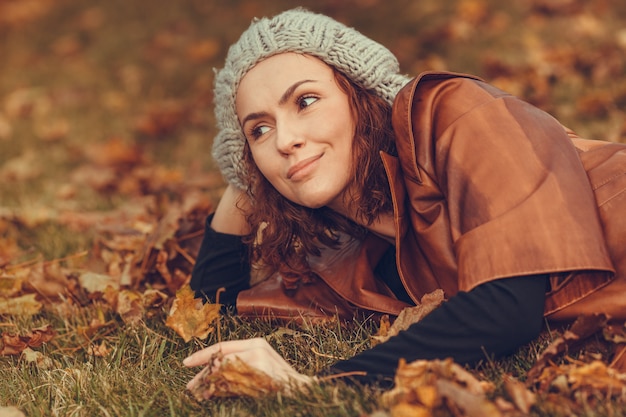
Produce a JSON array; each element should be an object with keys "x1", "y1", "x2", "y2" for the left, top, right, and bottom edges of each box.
[{"x1": 190, "y1": 214, "x2": 548, "y2": 386}]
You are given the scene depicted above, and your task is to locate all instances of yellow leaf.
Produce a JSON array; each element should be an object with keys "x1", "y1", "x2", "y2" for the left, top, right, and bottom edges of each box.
[
  {"x1": 0, "y1": 294, "x2": 41, "y2": 316},
  {"x1": 391, "y1": 403, "x2": 432, "y2": 417},
  {"x1": 0, "y1": 406, "x2": 26, "y2": 417},
  {"x1": 165, "y1": 286, "x2": 220, "y2": 342}
]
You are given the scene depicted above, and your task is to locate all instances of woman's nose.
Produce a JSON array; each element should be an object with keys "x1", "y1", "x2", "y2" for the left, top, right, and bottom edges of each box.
[{"x1": 275, "y1": 123, "x2": 304, "y2": 155}]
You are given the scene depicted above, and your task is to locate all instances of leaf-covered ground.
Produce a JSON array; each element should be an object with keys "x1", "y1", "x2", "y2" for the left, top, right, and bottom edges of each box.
[{"x1": 1, "y1": 0, "x2": 626, "y2": 416}]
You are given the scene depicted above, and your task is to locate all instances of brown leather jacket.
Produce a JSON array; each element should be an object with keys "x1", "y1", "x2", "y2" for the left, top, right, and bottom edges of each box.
[{"x1": 239, "y1": 72, "x2": 626, "y2": 322}]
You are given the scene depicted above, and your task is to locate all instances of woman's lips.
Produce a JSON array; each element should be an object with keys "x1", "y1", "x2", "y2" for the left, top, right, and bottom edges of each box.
[{"x1": 287, "y1": 154, "x2": 323, "y2": 180}]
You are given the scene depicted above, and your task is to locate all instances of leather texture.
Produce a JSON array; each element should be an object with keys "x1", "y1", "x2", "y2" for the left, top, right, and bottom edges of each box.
[{"x1": 236, "y1": 71, "x2": 626, "y2": 322}]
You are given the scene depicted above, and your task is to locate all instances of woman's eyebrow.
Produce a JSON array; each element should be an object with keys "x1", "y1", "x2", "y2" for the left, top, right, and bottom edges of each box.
[
  {"x1": 240, "y1": 79, "x2": 317, "y2": 127},
  {"x1": 278, "y1": 79, "x2": 316, "y2": 105}
]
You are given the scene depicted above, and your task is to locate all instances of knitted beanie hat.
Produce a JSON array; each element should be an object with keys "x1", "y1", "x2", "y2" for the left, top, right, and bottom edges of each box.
[{"x1": 212, "y1": 8, "x2": 410, "y2": 190}]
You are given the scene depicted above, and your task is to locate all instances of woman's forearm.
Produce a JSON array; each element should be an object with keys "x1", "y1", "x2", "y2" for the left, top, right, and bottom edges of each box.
[
  {"x1": 326, "y1": 274, "x2": 548, "y2": 385},
  {"x1": 190, "y1": 185, "x2": 252, "y2": 306},
  {"x1": 210, "y1": 184, "x2": 251, "y2": 236}
]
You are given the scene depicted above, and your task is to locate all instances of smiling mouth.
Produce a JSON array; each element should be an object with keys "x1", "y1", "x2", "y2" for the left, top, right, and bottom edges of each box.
[{"x1": 287, "y1": 154, "x2": 323, "y2": 180}]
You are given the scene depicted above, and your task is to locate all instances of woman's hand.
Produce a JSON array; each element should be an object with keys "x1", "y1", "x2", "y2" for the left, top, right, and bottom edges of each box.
[{"x1": 183, "y1": 338, "x2": 315, "y2": 394}]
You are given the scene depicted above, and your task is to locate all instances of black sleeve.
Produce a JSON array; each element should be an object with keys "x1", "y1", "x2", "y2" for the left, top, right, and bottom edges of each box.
[
  {"x1": 324, "y1": 274, "x2": 548, "y2": 386},
  {"x1": 190, "y1": 213, "x2": 251, "y2": 307}
]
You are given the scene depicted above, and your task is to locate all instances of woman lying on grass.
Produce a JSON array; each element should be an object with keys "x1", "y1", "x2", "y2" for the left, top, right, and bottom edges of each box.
[{"x1": 184, "y1": 8, "x2": 626, "y2": 391}]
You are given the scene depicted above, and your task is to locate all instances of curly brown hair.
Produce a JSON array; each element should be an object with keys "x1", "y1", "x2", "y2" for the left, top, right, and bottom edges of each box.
[{"x1": 241, "y1": 68, "x2": 397, "y2": 289}]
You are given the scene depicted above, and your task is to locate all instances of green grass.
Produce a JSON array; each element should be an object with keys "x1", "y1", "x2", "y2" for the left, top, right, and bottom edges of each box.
[
  {"x1": 3, "y1": 307, "x2": 625, "y2": 416},
  {"x1": 0, "y1": 310, "x2": 385, "y2": 416},
  {"x1": 2, "y1": 0, "x2": 626, "y2": 415}
]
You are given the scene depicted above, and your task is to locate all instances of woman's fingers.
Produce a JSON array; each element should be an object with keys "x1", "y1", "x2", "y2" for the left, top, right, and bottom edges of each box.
[
  {"x1": 183, "y1": 337, "x2": 267, "y2": 367},
  {"x1": 184, "y1": 338, "x2": 314, "y2": 393}
]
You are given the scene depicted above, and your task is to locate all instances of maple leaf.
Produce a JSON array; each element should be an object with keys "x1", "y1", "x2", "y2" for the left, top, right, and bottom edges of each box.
[
  {"x1": 188, "y1": 353, "x2": 283, "y2": 401},
  {"x1": 165, "y1": 286, "x2": 220, "y2": 342},
  {"x1": 372, "y1": 290, "x2": 444, "y2": 345}
]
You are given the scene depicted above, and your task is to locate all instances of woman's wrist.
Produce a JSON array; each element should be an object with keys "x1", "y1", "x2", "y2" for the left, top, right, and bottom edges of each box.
[{"x1": 210, "y1": 184, "x2": 251, "y2": 235}]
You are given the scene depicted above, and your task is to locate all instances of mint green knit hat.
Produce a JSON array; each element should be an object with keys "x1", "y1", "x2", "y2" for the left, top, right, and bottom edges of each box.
[{"x1": 211, "y1": 8, "x2": 410, "y2": 189}]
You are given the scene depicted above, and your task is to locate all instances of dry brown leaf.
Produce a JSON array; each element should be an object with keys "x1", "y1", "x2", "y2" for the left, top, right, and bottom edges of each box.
[
  {"x1": 567, "y1": 360, "x2": 626, "y2": 392},
  {"x1": 0, "y1": 324, "x2": 55, "y2": 356},
  {"x1": 0, "y1": 406, "x2": 26, "y2": 417},
  {"x1": 436, "y1": 379, "x2": 502, "y2": 417},
  {"x1": 188, "y1": 354, "x2": 283, "y2": 401},
  {"x1": 0, "y1": 276, "x2": 22, "y2": 298},
  {"x1": 87, "y1": 340, "x2": 111, "y2": 357},
  {"x1": 527, "y1": 313, "x2": 608, "y2": 384},
  {"x1": 21, "y1": 347, "x2": 53, "y2": 368},
  {"x1": 373, "y1": 290, "x2": 444, "y2": 345},
  {"x1": 390, "y1": 402, "x2": 432, "y2": 417},
  {"x1": 383, "y1": 358, "x2": 499, "y2": 416},
  {"x1": 165, "y1": 286, "x2": 220, "y2": 342},
  {"x1": 142, "y1": 288, "x2": 168, "y2": 318},
  {"x1": 78, "y1": 272, "x2": 119, "y2": 294},
  {"x1": 502, "y1": 374, "x2": 536, "y2": 414},
  {"x1": 0, "y1": 294, "x2": 41, "y2": 316},
  {"x1": 116, "y1": 289, "x2": 144, "y2": 325},
  {"x1": 76, "y1": 317, "x2": 114, "y2": 340}
]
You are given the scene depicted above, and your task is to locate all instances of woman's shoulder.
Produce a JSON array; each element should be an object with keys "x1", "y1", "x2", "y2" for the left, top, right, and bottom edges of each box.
[
  {"x1": 395, "y1": 71, "x2": 508, "y2": 110},
  {"x1": 392, "y1": 71, "x2": 521, "y2": 134}
]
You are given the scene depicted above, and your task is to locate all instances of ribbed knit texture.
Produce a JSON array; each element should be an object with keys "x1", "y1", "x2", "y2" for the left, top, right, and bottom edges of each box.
[{"x1": 211, "y1": 8, "x2": 411, "y2": 189}]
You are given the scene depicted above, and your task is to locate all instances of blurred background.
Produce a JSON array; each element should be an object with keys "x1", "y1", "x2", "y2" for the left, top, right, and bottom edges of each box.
[{"x1": 1, "y1": 0, "x2": 625, "y2": 262}]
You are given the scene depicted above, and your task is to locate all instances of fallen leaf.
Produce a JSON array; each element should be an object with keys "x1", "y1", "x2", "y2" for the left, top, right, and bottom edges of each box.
[
  {"x1": 0, "y1": 275, "x2": 22, "y2": 297},
  {"x1": 372, "y1": 290, "x2": 444, "y2": 345},
  {"x1": 78, "y1": 272, "x2": 119, "y2": 294},
  {"x1": 165, "y1": 286, "x2": 220, "y2": 342},
  {"x1": 527, "y1": 313, "x2": 609, "y2": 384},
  {"x1": 87, "y1": 340, "x2": 111, "y2": 357},
  {"x1": 435, "y1": 379, "x2": 501, "y2": 417},
  {"x1": 502, "y1": 374, "x2": 536, "y2": 414},
  {"x1": 188, "y1": 354, "x2": 282, "y2": 401},
  {"x1": 0, "y1": 294, "x2": 42, "y2": 316},
  {"x1": 21, "y1": 347, "x2": 53, "y2": 368},
  {"x1": 383, "y1": 358, "x2": 499, "y2": 417},
  {"x1": 0, "y1": 324, "x2": 55, "y2": 355},
  {"x1": 116, "y1": 289, "x2": 144, "y2": 325},
  {"x1": 390, "y1": 402, "x2": 431, "y2": 417},
  {"x1": 0, "y1": 406, "x2": 26, "y2": 417}
]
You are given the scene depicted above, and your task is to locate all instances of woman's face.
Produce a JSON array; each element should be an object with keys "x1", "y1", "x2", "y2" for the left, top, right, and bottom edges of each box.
[{"x1": 236, "y1": 53, "x2": 355, "y2": 210}]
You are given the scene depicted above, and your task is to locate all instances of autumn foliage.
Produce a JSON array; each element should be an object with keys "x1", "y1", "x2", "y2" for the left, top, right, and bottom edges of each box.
[{"x1": 1, "y1": 0, "x2": 626, "y2": 415}]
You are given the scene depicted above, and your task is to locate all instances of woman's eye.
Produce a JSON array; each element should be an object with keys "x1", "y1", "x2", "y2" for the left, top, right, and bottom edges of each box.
[
  {"x1": 298, "y1": 96, "x2": 318, "y2": 110},
  {"x1": 250, "y1": 125, "x2": 270, "y2": 139}
]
